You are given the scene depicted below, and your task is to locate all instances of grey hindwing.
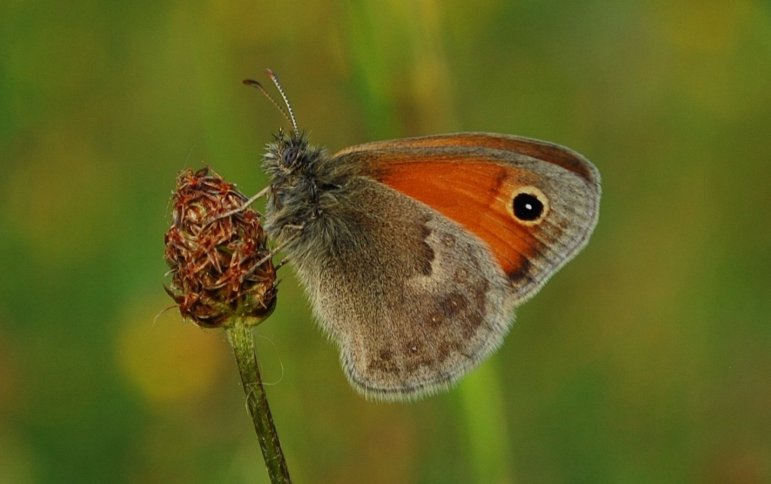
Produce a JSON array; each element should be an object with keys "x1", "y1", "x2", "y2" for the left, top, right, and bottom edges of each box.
[{"x1": 289, "y1": 177, "x2": 516, "y2": 400}]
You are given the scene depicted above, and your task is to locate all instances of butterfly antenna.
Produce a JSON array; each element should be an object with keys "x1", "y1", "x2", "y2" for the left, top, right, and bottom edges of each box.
[
  {"x1": 243, "y1": 78, "x2": 295, "y2": 131},
  {"x1": 265, "y1": 69, "x2": 299, "y2": 133}
]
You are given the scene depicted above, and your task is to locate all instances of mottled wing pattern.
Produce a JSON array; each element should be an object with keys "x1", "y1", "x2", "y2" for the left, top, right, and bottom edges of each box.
[
  {"x1": 295, "y1": 178, "x2": 515, "y2": 399},
  {"x1": 294, "y1": 133, "x2": 599, "y2": 399}
]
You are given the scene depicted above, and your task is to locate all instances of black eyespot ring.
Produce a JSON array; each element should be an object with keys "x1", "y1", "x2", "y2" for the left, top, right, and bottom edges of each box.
[
  {"x1": 513, "y1": 193, "x2": 543, "y2": 221},
  {"x1": 510, "y1": 187, "x2": 549, "y2": 225}
]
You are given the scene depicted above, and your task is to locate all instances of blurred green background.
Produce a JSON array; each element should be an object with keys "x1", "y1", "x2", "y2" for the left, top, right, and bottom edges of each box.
[{"x1": 2, "y1": 0, "x2": 770, "y2": 483}]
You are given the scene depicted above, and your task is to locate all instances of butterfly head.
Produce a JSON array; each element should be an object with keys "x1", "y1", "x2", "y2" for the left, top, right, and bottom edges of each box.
[{"x1": 245, "y1": 70, "x2": 344, "y2": 250}]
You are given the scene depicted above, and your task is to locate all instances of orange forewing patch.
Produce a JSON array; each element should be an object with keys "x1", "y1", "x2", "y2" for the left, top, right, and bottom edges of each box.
[{"x1": 376, "y1": 160, "x2": 541, "y2": 280}]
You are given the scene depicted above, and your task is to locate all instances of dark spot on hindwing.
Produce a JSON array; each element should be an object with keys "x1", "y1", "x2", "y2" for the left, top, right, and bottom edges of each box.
[
  {"x1": 459, "y1": 312, "x2": 482, "y2": 339},
  {"x1": 369, "y1": 346, "x2": 398, "y2": 374},
  {"x1": 437, "y1": 340, "x2": 463, "y2": 363},
  {"x1": 425, "y1": 292, "x2": 467, "y2": 327},
  {"x1": 403, "y1": 339, "x2": 434, "y2": 372},
  {"x1": 473, "y1": 278, "x2": 489, "y2": 316},
  {"x1": 368, "y1": 356, "x2": 399, "y2": 374},
  {"x1": 454, "y1": 268, "x2": 468, "y2": 283},
  {"x1": 405, "y1": 339, "x2": 422, "y2": 354},
  {"x1": 443, "y1": 293, "x2": 467, "y2": 315},
  {"x1": 366, "y1": 280, "x2": 492, "y2": 379},
  {"x1": 423, "y1": 290, "x2": 484, "y2": 339},
  {"x1": 441, "y1": 233, "x2": 455, "y2": 248}
]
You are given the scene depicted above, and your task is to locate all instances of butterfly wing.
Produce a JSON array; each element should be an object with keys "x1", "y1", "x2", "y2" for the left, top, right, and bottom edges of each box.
[
  {"x1": 335, "y1": 132, "x2": 601, "y2": 303},
  {"x1": 293, "y1": 175, "x2": 517, "y2": 400},
  {"x1": 294, "y1": 132, "x2": 599, "y2": 400}
]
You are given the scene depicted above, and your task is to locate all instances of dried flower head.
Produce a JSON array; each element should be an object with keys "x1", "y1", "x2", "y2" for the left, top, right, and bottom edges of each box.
[{"x1": 164, "y1": 167, "x2": 276, "y2": 327}]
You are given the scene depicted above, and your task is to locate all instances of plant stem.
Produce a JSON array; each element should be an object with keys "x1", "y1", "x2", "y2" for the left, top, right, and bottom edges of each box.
[{"x1": 226, "y1": 318, "x2": 291, "y2": 483}]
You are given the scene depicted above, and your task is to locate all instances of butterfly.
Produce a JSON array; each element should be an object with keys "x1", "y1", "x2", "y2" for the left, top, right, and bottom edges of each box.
[{"x1": 251, "y1": 70, "x2": 600, "y2": 400}]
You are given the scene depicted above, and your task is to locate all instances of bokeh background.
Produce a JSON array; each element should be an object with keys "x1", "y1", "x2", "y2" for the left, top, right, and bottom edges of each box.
[{"x1": 2, "y1": 1, "x2": 770, "y2": 483}]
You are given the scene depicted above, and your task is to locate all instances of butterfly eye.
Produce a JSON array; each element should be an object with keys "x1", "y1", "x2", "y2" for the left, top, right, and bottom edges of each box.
[
  {"x1": 282, "y1": 146, "x2": 300, "y2": 166},
  {"x1": 511, "y1": 187, "x2": 549, "y2": 225}
]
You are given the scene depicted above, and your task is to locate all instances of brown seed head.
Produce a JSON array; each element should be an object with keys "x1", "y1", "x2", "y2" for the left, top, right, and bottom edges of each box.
[{"x1": 164, "y1": 167, "x2": 276, "y2": 327}]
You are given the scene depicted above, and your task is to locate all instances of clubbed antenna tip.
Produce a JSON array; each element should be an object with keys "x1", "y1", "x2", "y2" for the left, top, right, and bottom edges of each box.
[{"x1": 243, "y1": 69, "x2": 299, "y2": 134}]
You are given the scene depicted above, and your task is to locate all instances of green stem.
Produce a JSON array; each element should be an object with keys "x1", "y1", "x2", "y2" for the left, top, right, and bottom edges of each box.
[{"x1": 226, "y1": 319, "x2": 291, "y2": 484}]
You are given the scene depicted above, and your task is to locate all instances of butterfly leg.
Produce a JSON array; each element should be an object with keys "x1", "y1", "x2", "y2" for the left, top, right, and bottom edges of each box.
[{"x1": 212, "y1": 186, "x2": 271, "y2": 222}]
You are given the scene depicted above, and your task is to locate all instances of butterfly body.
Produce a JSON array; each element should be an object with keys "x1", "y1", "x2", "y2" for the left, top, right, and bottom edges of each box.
[{"x1": 262, "y1": 128, "x2": 600, "y2": 401}]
